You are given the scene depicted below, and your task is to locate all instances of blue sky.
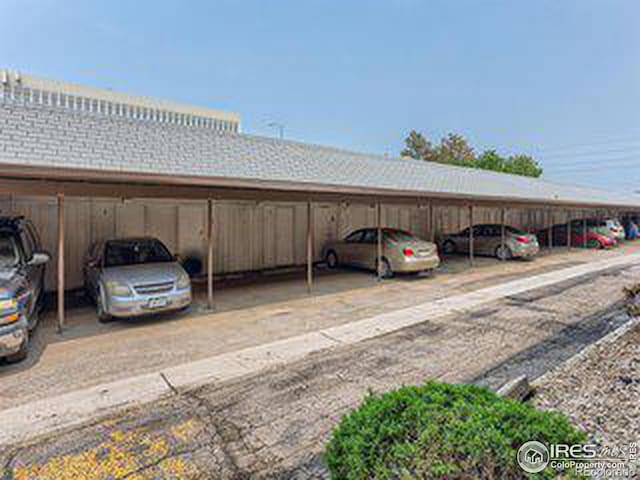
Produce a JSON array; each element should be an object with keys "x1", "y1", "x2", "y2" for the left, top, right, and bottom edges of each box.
[{"x1": 1, "y1": 0, "x2": 639, "y2": 190}]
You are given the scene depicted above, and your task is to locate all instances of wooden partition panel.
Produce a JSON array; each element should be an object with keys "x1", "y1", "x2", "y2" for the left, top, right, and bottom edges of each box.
[{"x1": 0, "y1": 194, "x2": 602, "y2": 291}]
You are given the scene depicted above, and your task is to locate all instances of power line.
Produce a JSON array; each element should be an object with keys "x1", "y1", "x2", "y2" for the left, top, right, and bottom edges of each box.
[
  {"x1": 544, "y1": 162, "x2": 640, "y2": 174},
  {"x1": 540, "y1": 144, "x2": 640, "y2": 160},
  {"x1": 533, "y1": 131, "x2": 640, "y2": 155},
  {"x1": 542, "y1": 154, "x2": 640, "y2": 171},
  {"x1": 544, "y1": 165, "x2": 640, "y2": 175}
]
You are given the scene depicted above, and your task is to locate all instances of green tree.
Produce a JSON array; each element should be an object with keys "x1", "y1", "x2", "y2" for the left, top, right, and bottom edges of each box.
[
  {"x1": 401, "y1": 130, "x2": 436, "y2": 161},
  {"x1": 400, "y1": 131, "x2": 543, "y2": 177},
  {"x1": 435, "y1": 133, "x2": 475, "y2": 166},
  {"x1": 474, "y1": 149, "x2": 506, "y2": 172},
  {"x1": 504, "y1": 153, "x2": 543, "y2": 177}
]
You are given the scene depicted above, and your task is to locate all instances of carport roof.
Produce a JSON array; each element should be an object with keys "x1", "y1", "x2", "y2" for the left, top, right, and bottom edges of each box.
[{"x1": 1, "y1": 99, "x2": 639, "y2": 208}]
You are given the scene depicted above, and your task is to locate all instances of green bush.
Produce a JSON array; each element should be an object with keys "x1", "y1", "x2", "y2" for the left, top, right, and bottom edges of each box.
[{"x1": 325, "y1": 381, "x2": 586, "y2": 479}]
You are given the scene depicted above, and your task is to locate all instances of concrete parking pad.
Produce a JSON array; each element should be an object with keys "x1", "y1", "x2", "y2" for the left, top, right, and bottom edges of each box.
[
  {"x1": 1, "y1": 246, "x2": 636, "y2": 409},
  {"x1": 0, "y1": 246, "x2": 632, "y2": 411}
]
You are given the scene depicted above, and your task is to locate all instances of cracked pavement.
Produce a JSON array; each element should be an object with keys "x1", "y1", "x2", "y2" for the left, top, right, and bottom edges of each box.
[{"x1": 2, "y1": 263, "x2": 639, "y2": 479}]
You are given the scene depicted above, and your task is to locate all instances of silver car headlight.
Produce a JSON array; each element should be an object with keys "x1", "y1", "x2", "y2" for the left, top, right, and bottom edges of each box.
[
  {"x1": 0, "y1": 298, "x2": 19, "y2": 325},
  {"x1": 105, "y1": 281, "x2": 133, "y2": 297},
  {"x1": 176, "y1": 272, "x2": 190, "y2": 290}
]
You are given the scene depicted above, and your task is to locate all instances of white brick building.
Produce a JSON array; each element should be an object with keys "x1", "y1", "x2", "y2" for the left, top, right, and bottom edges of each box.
[{"x1": 0, "y1": 68, "x2": 240, "y2": 133}]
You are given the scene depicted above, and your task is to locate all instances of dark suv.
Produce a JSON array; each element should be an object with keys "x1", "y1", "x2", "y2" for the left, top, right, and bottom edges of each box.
[{"x1": 0, "y1": 217, "x2": 50, "y2": 363}]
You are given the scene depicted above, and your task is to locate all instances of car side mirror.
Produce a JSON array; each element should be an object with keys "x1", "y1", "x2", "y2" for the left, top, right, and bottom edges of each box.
[{"x1": 29, "y1": 251, "x2": 51, "y2": 266}]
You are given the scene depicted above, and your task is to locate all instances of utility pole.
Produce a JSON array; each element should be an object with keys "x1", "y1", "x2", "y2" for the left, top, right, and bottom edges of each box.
[{"x1": 267, "y1": 122, "x2": 285, "y2": 139}]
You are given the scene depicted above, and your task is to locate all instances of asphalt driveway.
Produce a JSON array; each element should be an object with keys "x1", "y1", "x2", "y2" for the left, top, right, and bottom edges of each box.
[
  {"x1": 1, "y1": 244, "x2": 639, "y2": 411},
  {"x1": 2, "y1": 257, "x2": 639, "y2": 479}
]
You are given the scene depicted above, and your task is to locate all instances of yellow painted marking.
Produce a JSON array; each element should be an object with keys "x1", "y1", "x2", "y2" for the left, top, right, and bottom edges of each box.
[{"x1": 12, "y1": 418, "x2": 203, "y2": 479}]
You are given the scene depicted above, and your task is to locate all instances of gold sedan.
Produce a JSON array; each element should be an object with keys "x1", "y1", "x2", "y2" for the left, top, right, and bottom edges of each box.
[{"x1": 322, "y1": 228, "x2": 440, "y2": 278}]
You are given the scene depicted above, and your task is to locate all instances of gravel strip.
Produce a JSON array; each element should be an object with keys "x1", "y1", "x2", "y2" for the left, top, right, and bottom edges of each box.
[{"x1": 532, "y1": 319, "x2": 640, "y2": 477}]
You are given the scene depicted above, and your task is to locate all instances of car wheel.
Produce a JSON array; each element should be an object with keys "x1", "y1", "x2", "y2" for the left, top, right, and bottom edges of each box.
[
  {"x1": 379, "y1": 258, "x2": 393, "y2": 279},
  {"x1": 97, "y1": 286, "x2": 113, "y2": 323},
  {"x1": 495, "y1": 245, "x2": 512, "y2": 261},
  {"x1": 5, "y1": 333, "x2": 29, "y2": 364},
  {"x1": 442, "y1": 240, "x2": 457, "y2": 255},
  {"x1": 326, "y1": 250, "x2": 339, "y2": 269}
]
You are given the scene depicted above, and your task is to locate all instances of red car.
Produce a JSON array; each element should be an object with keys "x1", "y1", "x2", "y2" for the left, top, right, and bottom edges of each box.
[
  {"x1": 537, "y1": 225, "x2": 616, "y2": 249},
  {"x1": 571, "y1": 229, "x2": 616, "y2": 249}
]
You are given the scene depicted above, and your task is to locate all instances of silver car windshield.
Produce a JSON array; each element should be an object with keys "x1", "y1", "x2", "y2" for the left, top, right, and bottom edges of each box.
[
  {"x1": 0, "y1": 233, "x2": 19, "y2": 268},
  {"x1": 104, "y1": 240, "x2": 173, "y2": 268}
]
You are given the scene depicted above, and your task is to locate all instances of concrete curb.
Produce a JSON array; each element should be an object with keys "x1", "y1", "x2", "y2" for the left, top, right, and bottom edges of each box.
[{"x1": 1, "y1": 252, "x2": 639, "y2": 446}]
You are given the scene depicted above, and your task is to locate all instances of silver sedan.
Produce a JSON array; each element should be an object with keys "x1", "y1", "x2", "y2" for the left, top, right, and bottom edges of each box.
[{"x1": 83, "y1": 237, "x2": 191, "y2": 322}]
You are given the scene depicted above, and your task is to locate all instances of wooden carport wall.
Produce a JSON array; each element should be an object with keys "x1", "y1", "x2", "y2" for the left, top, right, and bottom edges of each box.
[
  {"x1": 1, "y1": 196, "x2": 432, "y2": 288},
  {"x1": 0, "y1": 172, "x2": 626, "y2": 333}
]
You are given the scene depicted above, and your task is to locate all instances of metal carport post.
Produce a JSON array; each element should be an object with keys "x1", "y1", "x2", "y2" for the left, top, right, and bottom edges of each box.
[
  {"x1": 376, "y1": 202, "x2": 382, "y2": 280},
  {"x1": 566, "y1": 210, "x2": 572, "y2": 251},
  {"x1": 429, "y1": 202, "x2": 435, "y2": 243},
  {"x1": 306, "y1": 200, "x2": 313, "y2": 293},
  {"x1": 468, "y1": 205, "x2": 474, "y2": 266},
  {"x1": 548, "y1": 208, "x2": 553, "y2": 251},
  {"x1": 207, "y1": 198, "x2": 214, "y2": 310},
  {"x1": 583, "y1": 212, "x2": 588, "y2": 249},
  {"x1": 500, "y1": 207, "x2": 507, "y2": 261},
  {"x1": 57, "y1": 193, "x2": 65, "y2": 333}
]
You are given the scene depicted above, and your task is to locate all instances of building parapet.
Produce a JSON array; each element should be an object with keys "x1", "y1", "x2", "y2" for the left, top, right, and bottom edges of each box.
[{"x1": 0, "y1": 68, "x2": 240, "y2": 133}]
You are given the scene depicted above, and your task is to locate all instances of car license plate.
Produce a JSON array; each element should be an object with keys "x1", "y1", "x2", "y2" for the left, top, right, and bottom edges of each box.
[{"x1": 147, "y1": 297, "x2": 169, "y2": 309}]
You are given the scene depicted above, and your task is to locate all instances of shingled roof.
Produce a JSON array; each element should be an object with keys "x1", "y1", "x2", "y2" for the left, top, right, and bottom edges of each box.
[{"x1": 0, "y1": 97, "x2": 638, "y2": 208}]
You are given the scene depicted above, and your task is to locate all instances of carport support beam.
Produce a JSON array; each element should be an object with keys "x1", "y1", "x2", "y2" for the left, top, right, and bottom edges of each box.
[
  {"x1": 500, "y1": 207, "x2": 506, "y2": 261},
  {"x1": 548, "y1": 209, "x2": 553, "y2": 251},
  {"x1": 377, "y1": 202, "x2": 382, "y2": 280},
  {"x1": 469, "y1": 205, "x2": 474, "y2": 267},
  {"x1": 57, "y1": 193, "x2": 65, "y2": 333},
  {"x1": 583, "y1": 214, "x2": 588, "y2": 249},
  {"x1": 567, "y1": 211, "x2": 572, "y2": 251},
  {"x1": 429, "y1": 203, "x2": 435, "y2": 243},
  {"x1": 207, "y1": 198, "x2": 214, "y2": 310},
  {"x1": 306, "y1": 201, "x2": 313, "y2": 293}
]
